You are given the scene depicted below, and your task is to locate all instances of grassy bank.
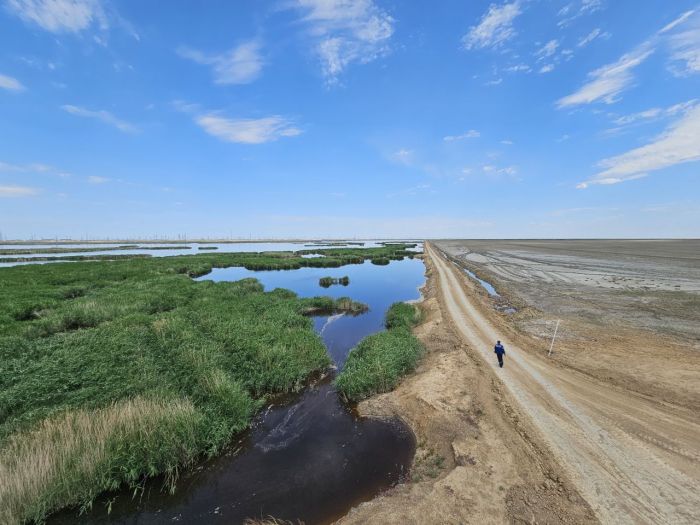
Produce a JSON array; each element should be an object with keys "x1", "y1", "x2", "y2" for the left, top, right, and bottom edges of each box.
[
  {"x1": 336, "y1": 302, "x2": 424, "y2": 402},
  {"x1": 0, "y1": 246, "x2": 417, "y2": 523},
  {"x1": 0, "y1": 243, "x2": 416, "y2": 268}
]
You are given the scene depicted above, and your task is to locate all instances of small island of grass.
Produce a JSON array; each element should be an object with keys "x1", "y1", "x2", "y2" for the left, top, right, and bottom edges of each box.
[{"x1": 319, "y1": 275, "x2": 350, "y2": 288}]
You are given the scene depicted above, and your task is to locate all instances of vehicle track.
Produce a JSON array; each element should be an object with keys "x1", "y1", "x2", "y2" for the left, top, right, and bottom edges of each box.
[{"x1": 428, "y1": 243, "x2": 700, "y2": 524}]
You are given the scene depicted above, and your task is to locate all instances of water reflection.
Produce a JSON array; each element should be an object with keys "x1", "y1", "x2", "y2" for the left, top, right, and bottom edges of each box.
[{"x1": 49, "y1": 256, "x2": 425, "y2": 525}]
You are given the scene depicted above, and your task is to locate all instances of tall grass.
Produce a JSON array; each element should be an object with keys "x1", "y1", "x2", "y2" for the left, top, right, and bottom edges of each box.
[
  {"x1": 0, "y1": 397, "x2": 203, "y2": 525},
  {"x1": 319, "y1": 276, "x2": 349, "y2": 288},
  {"x1": 336, "y1": 302, "x2": 424, "y2": 402},
  {"x1": 0, "y1": 247, "x2": 417, "y2": 522}
]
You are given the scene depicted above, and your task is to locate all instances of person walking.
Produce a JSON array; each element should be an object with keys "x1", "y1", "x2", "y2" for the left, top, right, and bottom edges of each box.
[{"x1": 494, "y1": 340, "x2": 506, "y2": 368}]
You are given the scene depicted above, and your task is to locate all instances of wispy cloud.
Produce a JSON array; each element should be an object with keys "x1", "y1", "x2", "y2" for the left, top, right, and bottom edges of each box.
[
  {"x1": 558, "y1": 0, "x2": 604, "y2": 28},
  {"x1": 443, "y1": 130, "x2": 480, "y2": 141},
  {"x1": 607, "y1": 99, "x2": 696, "y2": 133},
  {"x1": 0, "y1": 161, "x2": 72, "y2": 178},
  {"x1": 0, "y1": 184, "x2": 39, "y2": 197},
  {"x1": 61, "y1": 105, "x2": 138, "y2": 133},
  {"x1": 390, "y1": 148, "x2": 414, "y2": 165},
  {"x1": 539, "y1": 64, "x2": 555, "y2": 74},
  {"x1": 577, "y1": 28, "x2": 608, "y2": 47},
  {"x1": 0, "y1": 161, "x2": 49, "y2": 172},
  {"x1": 178, "y1": 40, "x2": 263, "y2": 85},
  {"x1": 659, "y1": 9, "x2": 696, "y2": 34},
  {"x1": 462, "y1": 1, "x2": 522, "y2": 50},
  {"x1": 0, "y1": 73, "x2": 24, "y2": 91},
  {"x1": 665, "y1": 11, "x2": 700, "y2": 75},
  {"x1": 87, "y1": 175, "x2": 109, "y2": 184},
  {"x1": 505, "y1": 63, "x2": 531, "y2": 73},
  {"x1": 578, "y1": 103, "x2": 700, "y2": 188},
  {"x1": 535, "y1": 39, "x2": 559, "y2": 60},
  {"x1": 6, "y1": 0, "x2": 108, "y2": 33},
  {"x1": 556, "y1": 43, "x2": 653, "y2": 108},
  {"x1": 560, "y1": 9, "x2": 699, "y2": 108},
  {"x1": 292, "y1": 0, "x2": 394, "y2": 84},
  {"x1": 482, "y1": 164, "x2": 517, "y2": 176},
  {"x1": 194, "y1": 113, "x2": 302, "y2": 144}
]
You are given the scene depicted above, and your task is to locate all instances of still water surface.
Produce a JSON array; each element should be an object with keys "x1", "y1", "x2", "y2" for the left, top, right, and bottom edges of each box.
[
  {"x1": 0, "y1": 241, "x2": 422, "y2": 267},
  {"x1": 50, "y1": 257, "x2": 425, "y2": 524}
]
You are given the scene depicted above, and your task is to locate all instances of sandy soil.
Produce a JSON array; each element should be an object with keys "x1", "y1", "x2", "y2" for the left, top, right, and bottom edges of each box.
[
  {"x1": 338, "y1": 242, "x2": 700, "y2": 524},
  {"x1": 337, "y1": 250, "x2": 596, "y2": 525},
  {"x1": 436, "y1": 239, "x2": 700, "y2": 411}
]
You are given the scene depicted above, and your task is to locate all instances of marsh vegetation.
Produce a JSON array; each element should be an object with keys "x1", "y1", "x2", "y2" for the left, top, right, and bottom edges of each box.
[
  {"x1": 0, "y1": 244, "x2": 418, "y2": 523},
  {"x1": 319, "y1": 276, "x2": 350, "y2": 288},
  {"x1": 336, "y1": 302, "x2": 424, "y2": 401}
]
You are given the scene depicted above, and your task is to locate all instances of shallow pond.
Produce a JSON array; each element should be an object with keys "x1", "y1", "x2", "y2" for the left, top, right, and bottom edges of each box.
[
  {"x1": 0, "y1": 240, "x2": 422, "y2": 267},
  {"x1": 463, "y1": 267, "x2": 499, "y2": 297},
  {"x1": 49, "y1": 256, "x2": 425, "y2": 524}
]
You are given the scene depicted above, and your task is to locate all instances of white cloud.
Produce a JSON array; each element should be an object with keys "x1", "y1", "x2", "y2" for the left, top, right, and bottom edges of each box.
[
  {"x1": 539, "y1": 64, "x2": 555, "y2": 73},
  {"x1": 293, "y1": 0, "x2": 394, "y2": 84},
  {"x1": 578, "y1": 103, "x2": 700, "y2": 188},
  {"x1": 556, "y1": 44, "x2": 653, "y2": 108},
  {"x1": 500, "y1": 139, "x2": 513, "y2": 145},
  {"x1": 0, "y1": 184, "x2": 39, "y2": 197},
  {"x1": 0, "y1": 73, "x2": 24, "y2": 91},
  {"x1": 578, "y1": 28, "x2": 609, "y2": 47},
  {"x1": 613, "y1": 108, "x2": 662, "y2": 126},
  {"x1": 194, "y1": 114, "x2": 302, "y2": 144},
  {"x1": 485, "y1": 77, "x2": 503, "y2": 86},
  {"x1": 609, "y1": 99, "x2": 696, "y2": 130},
  {"x1": 560, "y1": 10, "x2": 699, "y2": 109},
  {"x1": 535, "y1": 39, "x2": 559, "y2": 60},
  {"x1": 506, "y1": 63, "x2": 531, "y2": 73},
  {"x1": 558, "y1": 0, "x2": 603, "y2": 28},
  {"x1": 483, "y1": 165, "x2": 517, "y2": 175},
  {"x1": 666, "y1": 14, "x2": 700, "y2": 75},
  {"x1": 444, "y1": 130, "x2": 480, "y2": 141},
  {"x1": 0, "y1": 161, "x2": 53, "y2": 172},
  {"x1": 178, "y1": 41, "x2": 263, "y2": 85},
  {"x1": 391, "y1": 148, "x2": 414, "y2": 165},
  {"x1": 6, "y1": 0, "x2": 108, "y2": 33},
  {"x1": 61, "y1": 104, "x2": 138, "y2": 133},
  {"x1": 462, "y1": 1, "x2": 522, "y2": 50},
  {"x1": 87, "y1": 175, "x2": 109, "y2": 184},
  {"x1": 660, "y1": 10, "x2": 696, "y2": 34}
]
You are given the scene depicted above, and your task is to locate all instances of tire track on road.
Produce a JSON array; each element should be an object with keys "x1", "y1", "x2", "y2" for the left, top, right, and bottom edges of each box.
[{"x1": 428, "y1": 243, "x2": 700, "y2": 524}]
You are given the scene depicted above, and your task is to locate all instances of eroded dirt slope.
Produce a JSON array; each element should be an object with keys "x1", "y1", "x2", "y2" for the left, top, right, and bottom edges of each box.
[
  {"x1": 425, "y1": 243, "x2": 700, "y2": 524},
  {"x1": 337, "y1": 252, "x2": 596, "y2": 525}
]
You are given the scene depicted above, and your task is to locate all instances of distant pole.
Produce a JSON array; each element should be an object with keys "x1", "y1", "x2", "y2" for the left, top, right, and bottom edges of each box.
[{"x1": 548, "y1": 319, "x2": 560, "y2": 357}]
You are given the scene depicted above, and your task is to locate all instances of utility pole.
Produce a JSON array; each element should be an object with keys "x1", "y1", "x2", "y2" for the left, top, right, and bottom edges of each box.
[{"x1": 548, "y1": 320, "x2": 561, "y2": 357}]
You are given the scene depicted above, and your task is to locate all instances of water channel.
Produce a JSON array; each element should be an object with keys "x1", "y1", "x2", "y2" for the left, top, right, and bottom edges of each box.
[{"x1": 50, "y1": 256, "x2": 425, "y2": 524}]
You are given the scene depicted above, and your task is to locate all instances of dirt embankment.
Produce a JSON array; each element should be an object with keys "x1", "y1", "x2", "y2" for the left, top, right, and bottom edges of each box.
[
  {"x1": 336, "y1": 252, "x2": 596, "y2": 524},
  {"x1": 434, "y1": 239, "x2": 700, "y2": 414}
]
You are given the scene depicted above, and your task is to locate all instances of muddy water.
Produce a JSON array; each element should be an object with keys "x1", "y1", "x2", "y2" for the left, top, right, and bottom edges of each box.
[{"x1": 50, "y1": 257, "x2": 424, "y2": 524}]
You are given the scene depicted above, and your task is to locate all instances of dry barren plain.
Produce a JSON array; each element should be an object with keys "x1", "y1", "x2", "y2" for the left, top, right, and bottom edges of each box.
[{"x1": 340, "y1": 240, "x2": 700, "y2": 524}]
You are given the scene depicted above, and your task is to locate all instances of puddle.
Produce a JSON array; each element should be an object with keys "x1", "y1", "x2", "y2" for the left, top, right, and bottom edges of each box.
[
  {"x1": 49, "y1": 257, "x2": 425, "y2": 524},
  {"x1": 462, "y1": 268, "x2": 499, "y2": 297}
]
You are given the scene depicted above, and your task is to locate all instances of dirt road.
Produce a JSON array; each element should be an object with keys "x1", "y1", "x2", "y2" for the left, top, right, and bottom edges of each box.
[{"x1": 427, "y1": 243, "x2": 700, "y2": 524}]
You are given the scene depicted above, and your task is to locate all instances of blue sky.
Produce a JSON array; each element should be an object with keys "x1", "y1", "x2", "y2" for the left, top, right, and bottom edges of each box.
[{"x1": 1, "y1": 0, "x2": 699, "y2": 239}]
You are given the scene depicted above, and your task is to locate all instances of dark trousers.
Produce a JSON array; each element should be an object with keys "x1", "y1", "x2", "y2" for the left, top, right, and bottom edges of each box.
[{"x1": 497, "y1": 354, "x2": 504, "y2": 368}]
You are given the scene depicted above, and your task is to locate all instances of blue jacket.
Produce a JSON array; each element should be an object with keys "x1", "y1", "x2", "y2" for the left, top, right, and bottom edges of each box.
[{"x1": 494, "y1": 343, "x2": 505, "y2": 356}]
